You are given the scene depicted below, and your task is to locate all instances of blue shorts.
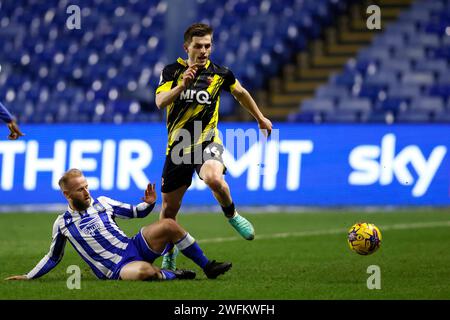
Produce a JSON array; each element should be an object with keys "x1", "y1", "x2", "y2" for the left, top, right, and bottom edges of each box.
[{"x1": 111, "y1": 229, "x2": 173, "y2": 280}]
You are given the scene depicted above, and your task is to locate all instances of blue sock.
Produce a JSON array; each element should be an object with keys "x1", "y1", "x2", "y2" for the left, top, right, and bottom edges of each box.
[
  {"x1": 160, "y1": 269, "x2": 177, "y2": 280},
  {"x1": 175, "y1": 233, "x2": 209, "y2": 269}
]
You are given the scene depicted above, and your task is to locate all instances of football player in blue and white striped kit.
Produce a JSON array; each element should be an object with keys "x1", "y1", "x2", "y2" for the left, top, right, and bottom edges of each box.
[
  {"x1": 5, "y1": 169, "x2": 231, "y2": 281},
  {"x1": 0, "y1": 101, "x2": 24, "y2": 140}
]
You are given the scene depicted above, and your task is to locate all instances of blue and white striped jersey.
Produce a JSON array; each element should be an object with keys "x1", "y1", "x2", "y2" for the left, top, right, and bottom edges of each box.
[{"x1": 26, "y1": 196, "x2": 155, "y2": 280}]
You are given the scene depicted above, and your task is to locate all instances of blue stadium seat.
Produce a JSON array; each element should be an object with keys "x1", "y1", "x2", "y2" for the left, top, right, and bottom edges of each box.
[
  {"x1": 443, "y1": 34, "x2": 450, "y2": 46},
  {"x1": 372, "y1": 33, "x2": 406, "y2": 49},
  {"x1": 424, "y1": 21, "x2": 448, "y2": 36},
  {"x1": 388, "y1": 84, "x2": 421, "y2": 99},
  {"x1": 356, "y1": 84, "x2": 386, "y2": 102},
  {"x1": 379, "y1": 59, "x2": 412, "y2": 74},
  {"x1": 376, "y1": 98, "x2": 409, "y2": 113},
  {"x1": 301, "y1": 98, "x2": 335, "y2": 113},
  {"x1": 414, "y1": 59, "x2": 449, "y2": 74},
  {"x1": 364, "y1": 110, "x2": 395, "y2": 124},
  {"x1": 384, "y1": 22, "x2": 417, "y2": 38},
  {"x1": 430, "y1": 46, "x2": 450, "y2": 60},
  {"x1": 345, "y1": 58, "x2": 376, "y2": 75},
  {"x1": 323, "y1": 110, "x2": 360, "y2": 123},
  {"x1": 437, "y1": 71, "x2": 450, "y2": 84},
  {"x1": 219, "y1": 94, "x2": 236, "y2": 116},
  {"x1": 402, "y1": 72, "x2": 434, "y2": 86},
  {"x1": 357, "y1": 47, "x2": 391, "y2": 62},
  {"x1": 109, "y1": 100, "x2": 135, "y2": 115},
  {"x1": 409, "y1": 97, "x2": 445, "y2": 113},
  {"x1": 427, "y1": 84, "x2": 450, "y2": 99},
  {"x1": 394, "y1": 46, "x2": 426, "y2": 60},
  {"x1": 365, "y1": 71, "x2": 398, "y2": 87},
  {"x1": 330, "y1": 71, "x2": 361, "y2": 87},
  {"x1": 408, "y1": 33, "x2": 440, "y2": 49},
  {"x1": 411, "y1": 0, "x2": 445, "y2": 12},
  {"x1": 287, "y1": 111, "x2": 322, "y2": 123},
  {"x1": 433, "y1": 110, "x2": 450, "y2": 123},
  {"x1": 315, "y1": 84, "x2": 350, "y2": 101},
  {"x1": 337, "y1": 98, "x2": 372, "y2": 113},
  {"x1": 398, "y1": 8, "x2": 431, "y2": 24},
  {"x1": 396, "y1": 110, "x2": 432, "y2": 123}
]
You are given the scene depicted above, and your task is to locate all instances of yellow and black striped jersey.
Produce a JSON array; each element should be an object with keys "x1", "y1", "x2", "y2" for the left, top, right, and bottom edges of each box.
[{"x1": 156, "y1": 58, "x2": 237, "y2": 155}]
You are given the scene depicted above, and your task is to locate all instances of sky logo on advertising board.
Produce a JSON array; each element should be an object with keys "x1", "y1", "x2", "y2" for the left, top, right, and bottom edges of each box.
[{"x1": 348, "y1": 134, "x2": 447, "y2": 197}]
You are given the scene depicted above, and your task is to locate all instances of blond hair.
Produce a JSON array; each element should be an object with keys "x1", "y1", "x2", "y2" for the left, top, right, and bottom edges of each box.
[{"x1": 58, "y1": 168, "x2": 84, "y2": 190}]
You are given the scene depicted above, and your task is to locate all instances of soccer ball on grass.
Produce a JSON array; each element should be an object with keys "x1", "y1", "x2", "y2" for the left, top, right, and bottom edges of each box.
[{"x1": 347, "y1": 222, "x2": 382, "y2": 255}]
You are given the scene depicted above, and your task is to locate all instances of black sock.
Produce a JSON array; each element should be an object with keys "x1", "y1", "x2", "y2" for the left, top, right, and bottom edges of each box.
[{"x1": 221, "y1": 202, "x2": 235, "y2": 218}]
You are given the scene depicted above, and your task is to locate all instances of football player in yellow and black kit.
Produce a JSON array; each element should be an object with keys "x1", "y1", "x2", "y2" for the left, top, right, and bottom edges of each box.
[{"x1": 155, "y1": 23, "x2": 272, "y2": 271}]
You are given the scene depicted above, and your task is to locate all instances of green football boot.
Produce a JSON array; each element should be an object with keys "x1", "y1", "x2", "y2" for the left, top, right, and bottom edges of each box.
[
  {"x1": 228, "y1": 212, "x2": 255, "y2": 240},
  {"x1": 161, "y1": 246, "x2": 179, "y2": 271}
]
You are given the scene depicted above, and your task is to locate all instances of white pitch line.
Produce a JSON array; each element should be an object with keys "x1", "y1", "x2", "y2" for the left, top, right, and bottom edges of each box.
[{"x1": 197, "y1": 220, "x2": 450, "y2": 244}]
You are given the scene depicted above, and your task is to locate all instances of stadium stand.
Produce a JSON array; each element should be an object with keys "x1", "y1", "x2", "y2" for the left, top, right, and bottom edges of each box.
[
  {"x1": 0, "y1": 0, "x2": 356, "y2": 123},
  {"x1": 0, "y1": 0, "x2": 353, "y2": 123},
  {"x1": 291, "y1": 0, "x2": 450, "y2": 123},
  {"x1": 0, "y1": 0, "x2": 448, "y2": 124}
]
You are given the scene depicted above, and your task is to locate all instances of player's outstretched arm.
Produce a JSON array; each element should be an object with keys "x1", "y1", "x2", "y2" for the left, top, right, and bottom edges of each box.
[
  {"x1": 6, "y1": 218, "x2": 67, "y2": 280},
  {"x1": 7, "y1": 120, "x2": 25, "y2": 140},
  {"x1": 101, "y1": 183, "x2": 157, "y2": 219},
  {"x1": 0, "y1": 102, "x2": 25, "y2": 140},
  {"x1": 4, "y1": 275, "x2": 28, "y2": 280},
  {"x1": 231, "y1": 81, "x2": 273, "y2": 137},
  {"x1": 0, "y1": 101, "x2": 13, "y2": 123}
]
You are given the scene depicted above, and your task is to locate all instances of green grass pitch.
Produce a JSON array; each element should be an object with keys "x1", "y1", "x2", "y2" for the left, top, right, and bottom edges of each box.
[{"x1": 1, "y1": 209, "x2": 449, "y2": 300}]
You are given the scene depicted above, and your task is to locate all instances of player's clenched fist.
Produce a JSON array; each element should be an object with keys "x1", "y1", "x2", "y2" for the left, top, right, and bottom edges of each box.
[{"x1": 181, "y1": 63, "x2": 198, "y2": 88}]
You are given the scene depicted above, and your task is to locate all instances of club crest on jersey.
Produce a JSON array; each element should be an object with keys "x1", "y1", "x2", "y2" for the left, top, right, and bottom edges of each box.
[
  {"x1": 65, "y1": 216, "x2": 72, "y2": 225},
  {"x1": 79, "y1": 216, "x2": 102, "y2": 236},
  {"x1": 180, "y1": 89, "x2": 212, "y2": 105}
]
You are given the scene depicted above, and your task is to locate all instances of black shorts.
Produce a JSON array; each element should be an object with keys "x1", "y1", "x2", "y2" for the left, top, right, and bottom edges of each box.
[{"x1": 161, "y1": 141, "x2": 226, "y2": 193}]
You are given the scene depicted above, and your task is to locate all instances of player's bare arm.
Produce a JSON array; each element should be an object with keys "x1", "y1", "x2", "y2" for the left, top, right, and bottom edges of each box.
[
  {"x1": 7, "y1": 120, "x2": 25, "y2": 140},
  {"x1": 231, "y1": 80, "x2": 273, "y2": 136},
  {"x1": 4, "y1": 275, "x2": 28, "y2": 280},
  {"x1": 155, "y1": 64, "x2": 199, "y2": 110},
  {"x1": 1, "y1": 101, "x2": 25, "y2": 140}
]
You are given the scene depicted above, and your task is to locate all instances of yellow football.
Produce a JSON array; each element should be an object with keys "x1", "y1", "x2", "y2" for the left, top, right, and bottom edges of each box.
[{"x1": 347, "y1": 222, "x2": 382, "y2": 255}]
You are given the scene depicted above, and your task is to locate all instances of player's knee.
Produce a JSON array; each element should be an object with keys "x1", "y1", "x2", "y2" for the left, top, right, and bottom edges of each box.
[
  {"x1": 161, "y1": 218, "x2": 181, "y2": 234},
  {"x1": 203, "y1": 174, "x2": 224, "y2": 192},
  {"x1": 137, "y1": 264, "x2": 158, "y2": 281}
]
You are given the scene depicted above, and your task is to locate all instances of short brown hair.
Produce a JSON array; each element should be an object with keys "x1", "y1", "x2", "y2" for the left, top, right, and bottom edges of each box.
[
  {"x1": 58, "y1": 168, "x2": 84, "y2": 190},
  {"x1": 184, "y1": 23, "x2": 213, "y2": 44}
]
